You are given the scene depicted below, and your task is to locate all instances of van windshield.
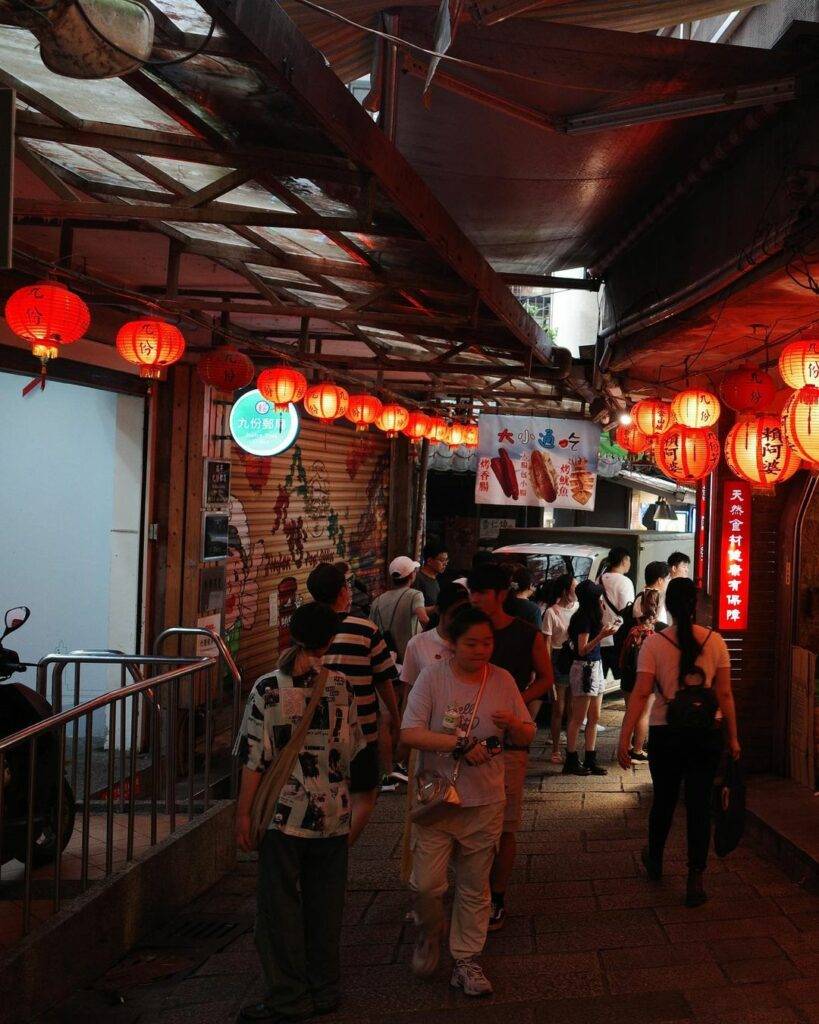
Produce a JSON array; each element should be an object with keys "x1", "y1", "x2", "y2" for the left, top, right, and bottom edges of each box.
[{"x1": 496, "y1": 553, "x2": 593, "y2": 588}]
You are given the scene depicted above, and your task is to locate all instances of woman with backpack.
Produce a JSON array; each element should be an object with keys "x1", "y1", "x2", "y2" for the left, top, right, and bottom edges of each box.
[
  {"x1": 563, "y1": 580, "x2": 619, "y2": 776},
  {"x1": 617, "y1": 578, "x2": 741, "y2": 908},
  {"x1": 618, "y1": 588, "x2": 660, "y2": 762},
  {"x1": 540, "y1": 574, "x2": 578, "y2": 764}
]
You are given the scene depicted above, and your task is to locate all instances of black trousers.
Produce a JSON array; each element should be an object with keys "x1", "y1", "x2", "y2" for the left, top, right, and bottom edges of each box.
[
  {"x1": 256, "y1": 829, "x2": 348, "y2": 1017},
  {"x1": 647, "y1": 726, "x2": 723, "y2": 873}
]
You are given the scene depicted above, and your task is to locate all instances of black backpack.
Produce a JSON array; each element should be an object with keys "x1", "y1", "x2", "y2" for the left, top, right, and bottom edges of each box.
[
  {"x1": 601, "y1": 581, "x2": 641, "y2": 678},
  {"x1": 656, "y1": 631, "x2": 719, "y2": 730}
]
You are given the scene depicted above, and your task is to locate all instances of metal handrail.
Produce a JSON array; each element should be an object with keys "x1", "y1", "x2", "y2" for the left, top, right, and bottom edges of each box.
[
  {"x1": 0, "y1": 660, "x2": 210, "y2": 754},
  {"x1": 0, "y1": 656, "x2": 222, "y2": 937},
  {"x1": 154, "y1": 628, "x2": 243, "y2": 792}
]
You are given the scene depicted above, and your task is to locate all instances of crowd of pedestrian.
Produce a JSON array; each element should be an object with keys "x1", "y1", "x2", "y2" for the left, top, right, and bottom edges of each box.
[{"x1": 233, "y1": 542, "x2": 740, "y2": 1022}]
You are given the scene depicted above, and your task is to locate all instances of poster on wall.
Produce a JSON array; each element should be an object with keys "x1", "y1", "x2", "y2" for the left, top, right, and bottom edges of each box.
[{"x1": 475, "y1": 415, "x2": 601, "y2": 510}]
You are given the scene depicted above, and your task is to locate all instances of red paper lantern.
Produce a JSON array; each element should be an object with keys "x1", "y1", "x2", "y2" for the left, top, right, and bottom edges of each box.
[
  {"x1": 671, "y1": 388, "x2": 721, "y2": 428},
  {"x1": 116, "y1": 319, "x2": 185, "y2": 379},
  {"x1": 655, "y1": 425, "x2": 720, "y2": 484},
  {"x1": 258, "y1": 366, "x2": 307, "y2": 411},
  {"x1": 614, "y1": 423, "x2": 651, "y2": 454},
  {"x1": 447, "y1": 421, "x2": 467, "y2": 449},
  {"x1": 303, "y1": 382, "x2": 349, "y2": 423},
  {"x1": 376, "y1": 403, "x2": 410, "y2": 437},
  {"x1": 779, "y1": 340, "x2": 819, "y2": 390},
  {"x1": 346, "y1": 394, "x2": 382, "y2": 431},
  {"x1": 5, "y1": 281, "x2": 90, "y2": 364},
  {"x1": 197, "y1": 345, "x2": 254, "y2": 392},
  {"x1": 463, "y1": 422, "x2": 480, "y2": 448},
  {"x1": 427, "y1": 416, "x2": 449, "y2": 443},
  {"x1": 631, "y1": 399, "x2": 675, "y2": 437},
  {"x1": 782, "y1": 386, "x2": 819, "y2": 463},
  {"x1": 725, "y1": 414, "x2": 801, "y2": 490},
  {"x1": 403, "y1": 410, "x2": 430, "y2": 442},
  {"x1": 720, "y1": 364, "x2": 776, "y2": 414}
]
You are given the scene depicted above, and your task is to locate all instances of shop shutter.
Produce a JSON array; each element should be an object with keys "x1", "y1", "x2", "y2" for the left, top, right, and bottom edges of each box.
[{"x1": 226, "y1": 418, "x2": 391, "y2": 685}]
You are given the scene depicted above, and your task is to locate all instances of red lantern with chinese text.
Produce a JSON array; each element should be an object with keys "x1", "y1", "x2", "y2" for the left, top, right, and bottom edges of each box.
[
  {"x1": 427, "y1": 416, "x2": 449, "y2": 443},
  {"x1": 779, "y1": 340, "x2": 819, "y2": 390},
  {"x1": 116, "y1": 319, "x2": 186, "y2": 379},
  {"x1": 724, "y1": 414, "x2": 801, "y2": 491},
  {"x1": 720, "y1": 364, "x2": 776, "y2": 414},
  {"x1": 258, "y1": 366, "x2": 307, "y2": 411},
  {"x1": 197, "y1": 345, "x2": 254, "y2": 392},
  {"x1": 782, "y1": 386, "x2": 819, "y2": 463},
  {"x1": 5, "y1": 281, "x2": 90, "y2": 388},
  {"x1": 632, "y1": 399, "x2": 675, "y2": 437},
  {"x1": 403, "y1": 410, "x2": 430, "y2": 443},
  {"x1": 614, "y1": 423, "x2": 651, "y2": 454},
  {"x1": 655, "y1": 425, "x2": 720, "y2": 485},
  {"x1": 303, "y1": 382, "x2": 349, "y2": 424},
  {"x1": 346, "y1": 394, "x2": 382, "y2": 431},
  {"x1": 376, "y1": 403, "x2": 410, "y2": 437},
  {"x1": 671, "y1": 388, "x2": 721, "y2": 428}
]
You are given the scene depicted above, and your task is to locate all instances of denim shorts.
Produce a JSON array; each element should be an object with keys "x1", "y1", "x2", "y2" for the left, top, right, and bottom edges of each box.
[{"x1": 569, "y1": 659, "x2": 605, "y2": 698}]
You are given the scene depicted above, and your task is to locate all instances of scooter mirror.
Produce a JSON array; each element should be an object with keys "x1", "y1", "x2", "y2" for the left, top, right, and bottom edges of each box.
[{"x1": 3, "y1": 606, "x2": 30, "y2": 639}]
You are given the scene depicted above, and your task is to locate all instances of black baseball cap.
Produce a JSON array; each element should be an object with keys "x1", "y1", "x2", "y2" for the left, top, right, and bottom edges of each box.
[{"x1": 306, "y1": 562, "x2": 347, "y2": 604}]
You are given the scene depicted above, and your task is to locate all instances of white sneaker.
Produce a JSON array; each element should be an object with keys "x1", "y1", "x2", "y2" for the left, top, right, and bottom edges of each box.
[
  {"x1": 411, "y1": 927, "x2": 440, "y2": 978},
  {"x1": 451, "y1": 958, "x2": 493, "y2": 996}
]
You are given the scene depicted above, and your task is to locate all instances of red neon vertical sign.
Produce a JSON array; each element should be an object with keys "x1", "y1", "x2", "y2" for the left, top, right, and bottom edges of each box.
[
  {"x1": 718, "y1": 480, "x2": 751, "y2": 632},
  {"x1": 695, "y1": 481, "x2": 707, "y2": 586}
]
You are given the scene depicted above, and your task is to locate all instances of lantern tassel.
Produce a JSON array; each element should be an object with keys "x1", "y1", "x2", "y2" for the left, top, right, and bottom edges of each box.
[{"x1": 22, "y1": 361, "x2": 48, "y2": 397}]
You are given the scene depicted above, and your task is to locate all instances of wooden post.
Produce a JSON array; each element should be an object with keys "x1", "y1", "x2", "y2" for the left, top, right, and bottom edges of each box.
[{"x1": 412, "y1": 438, "x2": 430, "y2": 560}]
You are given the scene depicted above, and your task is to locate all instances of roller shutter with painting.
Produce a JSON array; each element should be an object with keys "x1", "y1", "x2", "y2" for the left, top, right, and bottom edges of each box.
[{"x1": 226, "y1": 419, "x2": 390, "y2": 684}]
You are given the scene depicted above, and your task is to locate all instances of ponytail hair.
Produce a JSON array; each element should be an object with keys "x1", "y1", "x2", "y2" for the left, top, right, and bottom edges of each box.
[{"x1": 664, "y1": 578, "x2": 700, "y2": 685}]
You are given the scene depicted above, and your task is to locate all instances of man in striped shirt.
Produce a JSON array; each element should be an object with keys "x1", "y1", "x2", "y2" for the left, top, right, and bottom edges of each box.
[{"x1": 307, "y1": 562, "x2": 401, "y2": 843}]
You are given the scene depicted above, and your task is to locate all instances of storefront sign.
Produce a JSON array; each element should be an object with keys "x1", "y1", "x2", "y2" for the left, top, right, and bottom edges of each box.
[
  {"x1": 204, "y1": 459, "x2": 231, "y2": 507},
  {"x1": 475, "y1": 415, "x2": 601, "y2": 510},
  {"x1": 229, "y1": 389, "x2": 299, "y2": 457},
  {"x1": 718, "y1": 480, "x2": 751, "y2": 631}
]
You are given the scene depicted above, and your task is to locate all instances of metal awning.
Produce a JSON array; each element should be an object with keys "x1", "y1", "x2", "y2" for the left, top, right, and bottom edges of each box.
[
  {"x1": 389, "y1": 11, "x2": 797, "y2": 274},
  {"x1": 1, "y1": 2, "x2": 596, "y2": 413}
]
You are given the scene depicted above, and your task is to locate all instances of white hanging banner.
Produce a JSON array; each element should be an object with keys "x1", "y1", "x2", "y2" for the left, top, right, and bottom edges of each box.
[{"x1": 475, "y1": 415, "x2": 601, "y2": 510}]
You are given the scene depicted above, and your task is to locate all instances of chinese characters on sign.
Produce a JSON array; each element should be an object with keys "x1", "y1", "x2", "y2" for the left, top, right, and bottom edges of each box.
[
  {"x1": 718, "y1": 480, "x2": 751, "y2": 631},
  {"x1": 475, "y1": 415, "x2": 601, "y2": 510},
  {"x1": 230, "y1": 388, "x2": 300, "y2": 457}
]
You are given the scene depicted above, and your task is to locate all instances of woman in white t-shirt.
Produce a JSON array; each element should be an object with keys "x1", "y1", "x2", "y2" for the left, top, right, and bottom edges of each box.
[
  {"x1": 598, "y1": 547, "x2": 635, "y2": 681},
  {"x1": 539, "y1": 573, "x2": 578, "y2": 764},
  {"x1": 617, "y1": 578, "x2": 741, "y2": 909}
]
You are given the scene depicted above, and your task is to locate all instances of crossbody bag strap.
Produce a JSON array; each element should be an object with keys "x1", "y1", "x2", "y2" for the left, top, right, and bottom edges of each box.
[{"x1": 451, "y1": 665, "x2": 489, "y2": 784}]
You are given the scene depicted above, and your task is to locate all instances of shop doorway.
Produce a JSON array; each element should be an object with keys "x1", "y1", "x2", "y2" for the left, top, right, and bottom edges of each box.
[{"x1": 0, "y1": 371, "x2": 147, "y2": 729}]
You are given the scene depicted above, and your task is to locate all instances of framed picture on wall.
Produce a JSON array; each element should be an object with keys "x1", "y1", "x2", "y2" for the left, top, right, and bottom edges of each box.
[
  {"x1": 202, "y1": 512, "x2": 229, "y2": 562},
  {"x1": 204, "y1": 459, "x2": 231, "y2": 507}
]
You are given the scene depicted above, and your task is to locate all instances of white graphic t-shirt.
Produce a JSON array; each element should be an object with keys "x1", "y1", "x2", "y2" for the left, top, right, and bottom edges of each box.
[
  {"x1": 234, "y1": 667, "x2": 365, "y2": 838},
  {"x1": 402, "y1": 662, "x2": 532, "y2": 807}
]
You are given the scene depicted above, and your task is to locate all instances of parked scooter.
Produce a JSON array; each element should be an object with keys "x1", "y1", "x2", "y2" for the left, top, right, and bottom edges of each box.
[{"x1": 0, "y1": 607, "x2": 75, "y2": 866}]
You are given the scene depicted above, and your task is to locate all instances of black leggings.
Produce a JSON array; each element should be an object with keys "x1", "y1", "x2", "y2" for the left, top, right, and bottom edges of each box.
[{"x1": 647, "y1": 726, "x2": 723, "y2": 872}]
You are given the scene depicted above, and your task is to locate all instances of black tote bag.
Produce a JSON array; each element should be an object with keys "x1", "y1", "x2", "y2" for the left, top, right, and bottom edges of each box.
[{"x1": 713, "y1": 755, "x2": 746, "y2": 858}]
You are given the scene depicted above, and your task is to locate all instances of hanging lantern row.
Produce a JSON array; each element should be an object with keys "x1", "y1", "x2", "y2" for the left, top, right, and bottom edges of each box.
[{"x1": 3, "y1": 283, "x2": 191, "y2": 387}]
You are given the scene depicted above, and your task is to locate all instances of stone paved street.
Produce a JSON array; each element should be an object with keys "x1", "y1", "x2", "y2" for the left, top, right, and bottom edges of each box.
[{"x1": 39, "y1": 700, "x2": 819, "y2": 1024}]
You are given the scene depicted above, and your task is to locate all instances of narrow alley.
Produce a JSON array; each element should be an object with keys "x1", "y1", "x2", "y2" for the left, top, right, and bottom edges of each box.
[{"x1": 37, "y1": 704, "x2": 819, "y2": 1024}]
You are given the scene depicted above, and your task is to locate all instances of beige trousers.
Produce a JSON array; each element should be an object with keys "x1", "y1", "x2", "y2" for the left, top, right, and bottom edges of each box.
[{"x1": 410, "y1": 801, "x2": 504, "y2": 961}]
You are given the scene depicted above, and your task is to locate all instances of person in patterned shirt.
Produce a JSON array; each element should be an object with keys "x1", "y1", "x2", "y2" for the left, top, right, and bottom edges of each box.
[{"x1": 234, "y1": 602, "x2": 367, "y2": 1023}]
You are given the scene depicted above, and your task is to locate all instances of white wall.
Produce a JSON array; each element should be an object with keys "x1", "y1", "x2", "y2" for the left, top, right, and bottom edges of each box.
[
  {"x1": 0, "y1": 373, "x2": 144, "y2": 725},
  {"x1": 550, "y1": 268, "x2": 600, "y2": 357}
]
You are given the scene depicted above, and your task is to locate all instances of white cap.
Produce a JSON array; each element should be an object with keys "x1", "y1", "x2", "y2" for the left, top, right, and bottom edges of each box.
[{"x1": 389, "y1": 556, "x2": 420, "y2": 579}]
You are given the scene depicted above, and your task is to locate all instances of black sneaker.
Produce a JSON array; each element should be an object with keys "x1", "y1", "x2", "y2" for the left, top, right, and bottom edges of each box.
[
  {"x1": 390, "y1": 763, "x2": 409, "y2": 784},
  {"x1": 487, "y1": 902, "x2": 505, "y2": 932},
  {"x1": 629, "y1": 749, "x2": 649, "y2": 762},
  {"x1": 562, "y1": 753, "x2": 590, "y2": 776},
  {"x1": 583, "y1": 752, "x2": 607, "y2": 776}
]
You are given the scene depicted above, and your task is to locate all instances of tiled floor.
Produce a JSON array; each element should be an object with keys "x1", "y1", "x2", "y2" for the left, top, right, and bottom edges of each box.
[
  {"x1": 32, "y1": 700, "x2": 819, "y2": 1023},
  {"x1": 0, "y1": 813, "x2": 189, "y2": 949}
]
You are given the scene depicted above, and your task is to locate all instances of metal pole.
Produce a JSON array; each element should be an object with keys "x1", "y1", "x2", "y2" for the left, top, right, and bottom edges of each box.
[
  {"x1": 23, "y1": 736, "x2": 37, "y2": 935},
  {"x1": 81, "y1": 712, "x2": 92, "y2": 891},
  {"x1": 105, "y1": 703, "x2": 116, "y2": 876},
  {"x1": 127, "y1": 693, "x2": 138, "y2": 861},
  {"x1": 53, "y1": 725, "x2": 66, "y2": 913}
]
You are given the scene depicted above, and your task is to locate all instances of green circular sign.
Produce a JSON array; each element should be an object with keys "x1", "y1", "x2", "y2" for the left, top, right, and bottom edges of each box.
[{"x1": 229, "y1": 389, "x2": 300, "y2": 457}]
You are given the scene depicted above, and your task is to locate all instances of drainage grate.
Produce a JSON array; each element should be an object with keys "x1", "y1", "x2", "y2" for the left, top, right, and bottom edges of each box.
[{"x1": 139, "y1": 914, "x2": 248, "y2": 952}]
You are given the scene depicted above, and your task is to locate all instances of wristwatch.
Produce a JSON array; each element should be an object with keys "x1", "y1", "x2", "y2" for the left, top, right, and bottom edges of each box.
[{"x1": 452, "y1": 736, "x2": 477, "y2": 760}]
